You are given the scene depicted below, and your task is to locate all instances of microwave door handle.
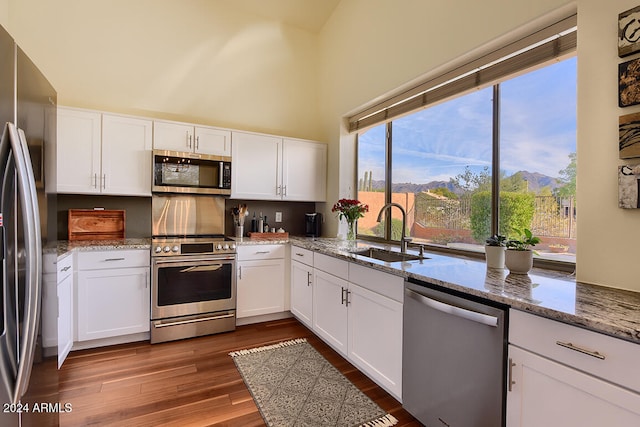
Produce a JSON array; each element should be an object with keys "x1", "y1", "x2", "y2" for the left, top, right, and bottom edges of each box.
[{"x1": 219, "y1": 162, "x2": 224, "y2": 188}]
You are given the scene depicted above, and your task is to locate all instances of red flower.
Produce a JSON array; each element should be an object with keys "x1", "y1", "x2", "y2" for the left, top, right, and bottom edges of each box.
[{"x1": 331, "y1": 199, "x2": 368, "y2": 223}]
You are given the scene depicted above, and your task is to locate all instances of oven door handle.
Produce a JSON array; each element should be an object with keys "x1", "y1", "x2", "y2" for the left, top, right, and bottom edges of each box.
[
  {"x1": 179, "y1": 264, "x2": 224, "y2": 273},
  {"x1": 153, "y1": 256, "x2": 235, "y2": 265},
  {"x1": 154, "y1": 313, "x2": 235, "y2": 328}
]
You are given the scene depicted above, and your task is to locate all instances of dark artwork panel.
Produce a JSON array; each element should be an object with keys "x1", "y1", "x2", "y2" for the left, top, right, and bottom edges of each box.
[
  {"x1": 619, "y1": 112, "x2": 640, "y2": 158},
  {"x1": 619, "y1": 58, "x2": 640, "y2": 107},
  {"x1": 619, "y1": 5, "x2": 640, "y2": 57}
]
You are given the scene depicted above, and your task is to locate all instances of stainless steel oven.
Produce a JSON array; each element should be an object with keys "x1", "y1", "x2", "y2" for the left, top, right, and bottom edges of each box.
[{"x1": 150, "y1": 237, "x2": 237, "y2": 343}]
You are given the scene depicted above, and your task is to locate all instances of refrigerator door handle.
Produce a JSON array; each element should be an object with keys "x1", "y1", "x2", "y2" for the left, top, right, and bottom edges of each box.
[{"x1": 9, "y1": 124, "x2": 42, "y2": 404}]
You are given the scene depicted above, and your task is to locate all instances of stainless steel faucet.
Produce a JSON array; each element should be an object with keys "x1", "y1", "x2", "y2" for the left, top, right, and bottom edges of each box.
[{"x1": 376, "y1": 202, "x2": 412, "y2": 253}]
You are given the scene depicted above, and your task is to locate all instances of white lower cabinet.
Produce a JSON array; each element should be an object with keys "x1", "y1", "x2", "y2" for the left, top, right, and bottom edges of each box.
[
  {"x1": 236, "y1": 245, "x2": 285, "y2": 319},
  {"x1": 57, "y1": 255, "x2": 74, "y2": 368},
  {"x1": 309, "y1": 252, "x2": 403, "y2": 401},
  {"x1": 312, "y1": 269, "x2": 349, "y2": 355},
  {"x1": 76, "y1": 250, "x2": 150, "y2": 342},
  {"x1": 507, "y1": 309, "x2": 640, "y2": 427},
  {"x1": 347, "y1": 282, "x2": 403, "y2": 400},
  {"x1": 290, "y1": 259, "x2": 314, "y2": 328}
]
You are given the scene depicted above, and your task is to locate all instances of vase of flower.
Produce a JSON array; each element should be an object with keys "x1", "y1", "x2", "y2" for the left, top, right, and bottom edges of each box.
[
  {"x1": 346, "y1": 219, "x2": 357, "y2": 241},
  {"x1": 332, "y1": 198, "x2": 369, "y2": 241}
]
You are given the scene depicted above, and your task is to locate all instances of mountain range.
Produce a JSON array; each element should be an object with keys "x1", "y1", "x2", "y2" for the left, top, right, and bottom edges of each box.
[{"x1": 362, "y1": 171, "x2": 560, "y2": 195}]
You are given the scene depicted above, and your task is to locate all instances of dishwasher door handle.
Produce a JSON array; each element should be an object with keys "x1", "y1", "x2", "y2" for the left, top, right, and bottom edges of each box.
[{"x1": 405, "y1": 288, "x2": 499, "y2": 327}]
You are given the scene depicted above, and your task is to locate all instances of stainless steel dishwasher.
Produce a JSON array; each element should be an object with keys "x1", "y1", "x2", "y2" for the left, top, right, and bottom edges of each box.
[{"x1": 403, "y1": 279, "x2": 508, "y2": 427}]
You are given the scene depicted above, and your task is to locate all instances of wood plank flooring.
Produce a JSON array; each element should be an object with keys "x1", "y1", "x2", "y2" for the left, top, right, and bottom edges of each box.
[{"x1": 58, "y1": 318, "x2": 421, "y2": 426}]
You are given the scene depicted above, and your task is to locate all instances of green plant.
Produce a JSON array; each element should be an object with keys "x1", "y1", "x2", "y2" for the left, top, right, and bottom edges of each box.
[
  {"x1": 506, "y1": 228, "x2": 540, "y2": 251},
  {"x1": 470, "y1": 191, "x2": 535, "y2": 243},
  {"x1": 485, "y1": 234, "x2": 506, "y2": 247}
]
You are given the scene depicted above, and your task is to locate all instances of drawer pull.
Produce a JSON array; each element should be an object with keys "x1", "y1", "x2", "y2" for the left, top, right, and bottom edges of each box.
[
  {"x1": 556, "y1": 341, "x2": 606, "y2": 360},
  {"x1": 60, "y1": 266, "x2": 71, "y2": 272},
  {"x1": 255, "y1": 251, "x2": 270, "y2": 254},
  {"x1": 508, "y1": 358, "x2": 516, "y2": 392},
  {"x1": 295, "y1": 252, "x2": 305, "y2": 257},
  {"x1": 104, "y1": 257, "x2": 126, "y2": 262}
]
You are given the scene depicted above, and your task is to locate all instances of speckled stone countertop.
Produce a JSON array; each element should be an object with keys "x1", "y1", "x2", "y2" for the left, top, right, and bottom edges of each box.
[
  {"x1": 289, "y1": 237, "x2": 640, "y2": 345},
  {"x1": 54, "y1": 238, "x2": 151, "y2": 256}
]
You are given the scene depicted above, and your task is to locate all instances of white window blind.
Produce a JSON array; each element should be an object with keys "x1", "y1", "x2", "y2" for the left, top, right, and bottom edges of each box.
[{"x1": 348, "y1": 14, "x2": 577, "y2": 133}]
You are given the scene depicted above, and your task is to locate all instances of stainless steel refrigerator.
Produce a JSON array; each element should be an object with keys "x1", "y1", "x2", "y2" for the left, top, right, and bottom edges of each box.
[{"x1": 0, "y1": 23, "x2": 58, "y2": 427}]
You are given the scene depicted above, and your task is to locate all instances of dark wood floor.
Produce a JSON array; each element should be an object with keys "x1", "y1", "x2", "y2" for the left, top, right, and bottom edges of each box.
[{"x1": 58, "y1": 318, "x2": 420, "y2": 426}]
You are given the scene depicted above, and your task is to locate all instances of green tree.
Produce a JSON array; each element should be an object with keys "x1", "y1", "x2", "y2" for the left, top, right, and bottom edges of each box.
[
  {"x1": 431, "y1": 187, "x2": 458, "y2": 199},
  {"x1": 555, "y1": 152, "x2": 576, "y2": 198},
  {"x1": 450, "y1": 166, "x2": 491, "y2": 194},
  {"x1": 372, "y1": 218, "x2": 405, "y2": 240},
  {"x1": 470, "y1": 191, "x2": 535, "y2": 242}
]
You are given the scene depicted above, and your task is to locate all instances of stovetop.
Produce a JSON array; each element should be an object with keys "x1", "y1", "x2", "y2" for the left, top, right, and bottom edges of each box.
[{"x1": 152, "y1": 235, "x2": 236, "y2": 257}]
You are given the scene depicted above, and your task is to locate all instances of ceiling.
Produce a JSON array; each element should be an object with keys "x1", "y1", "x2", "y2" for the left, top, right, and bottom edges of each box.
[{"x1": 229, "y1": 0, "x2": 342, "y2": 33}]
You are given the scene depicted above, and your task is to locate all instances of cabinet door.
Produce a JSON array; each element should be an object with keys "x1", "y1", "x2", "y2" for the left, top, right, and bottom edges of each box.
[
  {"x1": 77, "y1": 267, "x2": 150, "y2": 341},
  {"x1": 231, "y1": 132, "x2": 281, "y2": 199},
  {"x1": 348, "y1": 283, "x2": 403, "y2": 400},
  {"x1": 282, "y1": 139, "x2": 327, "y2": 201},
  {"x1": 41, "y1": 273, "x2": 57, "y2": 349},
  {"x1": 57, "y1": 107, "x2": 101, "y2": 194},
  {"x1": 153, "y1": 120, "x2": 194, "y2": 152},
  {"x1": 290, "y1": 260, "x2": 313, "y2": 328},
  {"x1": 312, "y1": 270, "x2": 348, "y2": 356},
  {"x1": 506, "y1": 345, "x2": 640, "y2": 427},
  {"x1": 236, "y1": 259, "x2": 285, "y2": 318},
  {"x1": 57, "y1": 272, "x2": 73, "y2": 368},
  {"x1": 101, "y1": 114, "x2": 152, "y2": 196},
  {"x1": 194, "y1": 126, "x2": 231, "y2": 156}
]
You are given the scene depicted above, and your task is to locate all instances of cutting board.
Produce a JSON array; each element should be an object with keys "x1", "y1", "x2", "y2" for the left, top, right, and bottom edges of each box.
[{"x1": 68, "y1": 209, "x2": 126, "y2": 241}]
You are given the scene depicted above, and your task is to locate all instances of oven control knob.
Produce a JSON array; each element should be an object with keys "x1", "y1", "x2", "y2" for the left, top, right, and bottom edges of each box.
[
  {"x1": 154, "y1": 246, "x2": 162, "y2": 253},
  {"x1": 230, "y1": 243, "x2": 236, "y2": 250},
  {"x1": 223, "y1": 244, "x2": 230, "y2": 250},
  {"x1": 172, "y1": 245, "x2": 179, "y2": 253},
  {"x1": 216, "y1": 244, "x2": 223, "y2": 250},
  {"x1": 163, "y1": 246, "x2": 171, "y2": 253}
]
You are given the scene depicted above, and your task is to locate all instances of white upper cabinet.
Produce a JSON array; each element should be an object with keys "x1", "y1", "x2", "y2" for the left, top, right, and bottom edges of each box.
[
  {"x1": 57, "y1": 107, "x2": 152, "y2": 196},
  {"x1": 57, "y1": 108, "x2": 101, "y2": 194},
  {"x1": 231, "y1": 131, "x2": 327, "y2": 201},
  {"x1": 231, "y1": 131, "x2": 282, "y2": 200},
  {"x1": 153, "y1": 119, "x2": 231, "y2": 156},
  {"x1": 101, "y1": 113, "x2": 152, "y2": 196}
]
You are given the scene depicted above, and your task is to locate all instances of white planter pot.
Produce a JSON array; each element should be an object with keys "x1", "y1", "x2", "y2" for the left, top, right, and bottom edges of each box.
[
  {"x1": 485, "y1": 245, "x2": 506, "y2": 269},
  {"x1": 505, "y1": 249, "x2": 533, "y2": 274}
]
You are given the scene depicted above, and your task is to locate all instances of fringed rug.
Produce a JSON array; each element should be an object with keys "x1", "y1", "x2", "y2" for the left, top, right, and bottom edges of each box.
[{"x1": 229, "y1": 338, "x2": 398, "y2": 427}]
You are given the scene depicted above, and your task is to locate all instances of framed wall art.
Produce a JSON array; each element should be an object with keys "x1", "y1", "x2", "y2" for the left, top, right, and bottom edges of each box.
[
  {"x1": 619, "y1": 58, "x2": 640, "y2": 107},
  {"x1": 619, "y1": 112, "x2": 640, "y2": 158},
  {"x1": 619, "y1": 164, "x2": 640, "y2": 208},
  {"x1": 619, "y1": 5, "x2": 640, "y2": 57}
]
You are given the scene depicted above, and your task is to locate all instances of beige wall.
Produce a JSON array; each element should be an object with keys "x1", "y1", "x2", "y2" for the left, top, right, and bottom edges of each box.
[
  {"x1": 4, "y1": 0, "x2": 321, "y2": 140},
  {"x1": 4, "y1": 1, "x2": 640, "y2": 291}
]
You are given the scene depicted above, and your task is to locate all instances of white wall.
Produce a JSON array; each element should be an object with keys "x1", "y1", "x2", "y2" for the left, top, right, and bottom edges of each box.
[
  {"x1": 5, "y1": 0, "x2": 322, "y2": 140},
  {"x1": 576, "y1": 0, "x2": 640, "y2": 291}
]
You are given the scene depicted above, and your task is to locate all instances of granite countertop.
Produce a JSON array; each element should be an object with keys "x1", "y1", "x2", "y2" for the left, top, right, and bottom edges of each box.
[
  {"x1": 55, "y1": 238, "x2": 151, "y2": 257},
  {"x1": 289, "y1": 237, "x2": 640, "y2": 345}
]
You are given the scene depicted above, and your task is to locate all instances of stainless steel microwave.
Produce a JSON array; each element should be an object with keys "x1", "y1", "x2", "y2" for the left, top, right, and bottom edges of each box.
[{"x1": 152, "y1": 150, "x2": 231, "y2": 195}]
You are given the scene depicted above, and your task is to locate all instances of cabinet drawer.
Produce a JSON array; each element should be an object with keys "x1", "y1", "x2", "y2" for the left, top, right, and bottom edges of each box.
[
  {"x1": 314, "y1": 253, "x2": 348, "y2": 279},
  {"x1": 56, "y1": 253, "x2": 74, "y2": 280},
  {"x1": 237, "y1": 244, "x2": 285, "y2": 261},
  {"x1": 349, "y1": 263, "x2": 404, "y2": 303},
  {"x1": 43, "y1": 252, "x2": 58, "y2": 274},
  {"x1": 509, "y1": 309, "x2": 640, "y2": 393},
  {"x1": 290, "y1": 246, "x2": 314, "y2": 266},
  {"x1": 77, "y1": 249, "x2": 150, "y2": 270}
]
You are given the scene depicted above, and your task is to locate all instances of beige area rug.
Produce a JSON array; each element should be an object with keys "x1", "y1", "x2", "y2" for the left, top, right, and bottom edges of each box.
[{"x1": 229, "y1": 338, "x2": 398, "y2": 427}]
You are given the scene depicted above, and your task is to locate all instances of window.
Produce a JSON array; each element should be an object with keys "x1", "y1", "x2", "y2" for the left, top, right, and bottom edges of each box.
[{"x1": 354, "y1": 17, "x2": 577, "y2": 264}]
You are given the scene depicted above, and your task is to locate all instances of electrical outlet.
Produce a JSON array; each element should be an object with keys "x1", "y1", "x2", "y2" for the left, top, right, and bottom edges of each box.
[{"x1": 275, "y1": 212, "x2": 282, "y2": 222}]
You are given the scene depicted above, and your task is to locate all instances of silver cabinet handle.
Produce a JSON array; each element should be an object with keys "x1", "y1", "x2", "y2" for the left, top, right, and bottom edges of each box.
[
  {"x1": 307, "y1": 271, "x2": 311, "y2": 286},
  {"x1": 102, "y1": 173, "x2": 106, "y2": 190},
  {"x1": 93, "y1": 173, "x2": 98, "y2": 189},
  {"x1": 255, "y1": 251, "x2": 270, "y2": 254},
  {"x1": 195, "y1": 135, "x2": 199, "y2": 150},
  {"x1": 295, "y1": 252, "x2": 305, "y2": 257},
  {"x1": 556, "y1": 341, "x2": 606, "y2": 360},
  {"x1": 283, "y1": 185, "x2": 287, "y2": 196},
  {"x1": 239, "y1": 265, "x2": 242, "y2": 280},
  {"x1": 405, "y1": 288, "x2": 499, "y2": 327},
  {"x1": 61, "y1": 265, "x2": 71, "y2": 272},
  {"x1": 104, "y1": 257, "x2": 125, "y2": 262},
  {"x1": 508, "y1": 358, "x2": 516, "y2": 391},
  {"x1": 186, "y1": 131, "x2": 191, "y2": 148}
]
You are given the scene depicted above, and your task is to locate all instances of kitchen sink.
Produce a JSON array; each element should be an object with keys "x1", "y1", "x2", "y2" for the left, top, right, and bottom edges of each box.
[{"x1": 352, "y1": 247, "x2": 428, "y2": 263}]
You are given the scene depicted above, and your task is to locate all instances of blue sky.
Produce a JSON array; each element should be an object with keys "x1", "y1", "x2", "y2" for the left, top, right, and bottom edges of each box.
[{"x1": 358, "y1": 57, "x2": 577, "y2": 185}]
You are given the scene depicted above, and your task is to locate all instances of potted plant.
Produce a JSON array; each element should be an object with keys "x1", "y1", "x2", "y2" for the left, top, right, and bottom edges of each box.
[
  {"x1": 484, "y1": 234, "x2": 506, "y2": 269},
  {"x1": 505, "y1": 228, "x2": 540, "y2": 274}
]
